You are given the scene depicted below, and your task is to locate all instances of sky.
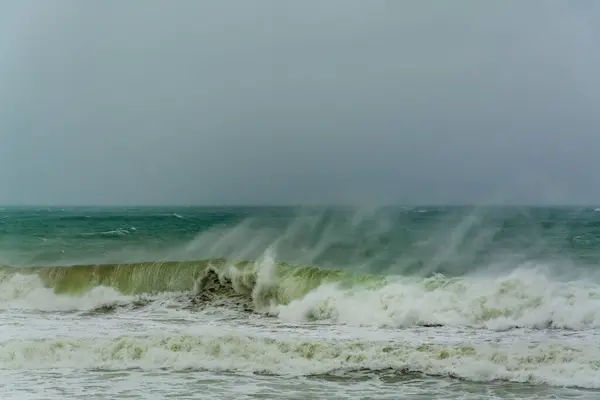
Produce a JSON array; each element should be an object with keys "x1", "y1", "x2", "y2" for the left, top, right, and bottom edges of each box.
[{"x1": 0, "y1": 0, "x2": 599, "y2": 206}]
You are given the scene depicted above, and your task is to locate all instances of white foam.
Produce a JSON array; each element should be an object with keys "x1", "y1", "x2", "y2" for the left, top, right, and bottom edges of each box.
[
  {"x1": 273, "y1": 266, "x2": 600, "y2": 331},
  {"x1": 0, "y1": 273, "x2": 133, "y2": 312},
  {"x1": 0, "y1": 331, "x2": 599, "y2": 389}
]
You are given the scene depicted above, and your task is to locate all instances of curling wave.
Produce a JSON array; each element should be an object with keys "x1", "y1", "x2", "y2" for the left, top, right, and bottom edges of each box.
[{"x1": 1, "y1": 257, "x2": 600, "y2": 331}]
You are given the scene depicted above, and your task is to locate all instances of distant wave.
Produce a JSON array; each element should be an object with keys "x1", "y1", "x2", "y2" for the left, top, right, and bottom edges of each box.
[{"x1": 77, "y1": 228, "x2": 133, "y2": 238}]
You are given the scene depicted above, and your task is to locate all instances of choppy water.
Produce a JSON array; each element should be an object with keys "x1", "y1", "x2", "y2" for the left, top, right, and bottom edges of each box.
[{"x1": 1, "y1": 206, "x2": 600, "y2": 399}]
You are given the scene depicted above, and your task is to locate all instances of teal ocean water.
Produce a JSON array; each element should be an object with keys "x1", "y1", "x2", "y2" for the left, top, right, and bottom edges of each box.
[{"x1": 1, "y1": 206, "x2": 600, "y2": 399}]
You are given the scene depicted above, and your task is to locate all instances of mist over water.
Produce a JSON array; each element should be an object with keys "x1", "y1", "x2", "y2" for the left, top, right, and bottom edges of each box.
[{"x1": 3, "y1": 205, "x2": 600, "y2": 274}]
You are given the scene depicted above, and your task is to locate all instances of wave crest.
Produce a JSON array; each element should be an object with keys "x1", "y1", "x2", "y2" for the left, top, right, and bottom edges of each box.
[{"x1": 2, "y1": 258, "x2": 600, "y2": 331}]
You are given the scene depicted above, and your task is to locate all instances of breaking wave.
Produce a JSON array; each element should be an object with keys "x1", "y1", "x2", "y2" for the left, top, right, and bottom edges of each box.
[{"x1": 2, "y1": 254, "x2": 600, "y2": 331}]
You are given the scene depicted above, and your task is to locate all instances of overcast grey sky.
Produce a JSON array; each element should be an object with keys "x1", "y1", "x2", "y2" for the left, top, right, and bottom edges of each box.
[{"x1": 0, "y1": 1, "x2": 599, "y2": 205}]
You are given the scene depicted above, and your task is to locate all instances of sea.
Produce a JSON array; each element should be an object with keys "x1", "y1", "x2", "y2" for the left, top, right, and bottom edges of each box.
[{"x1": 1, "y1": 205, "x2": 600, "y2": 399}]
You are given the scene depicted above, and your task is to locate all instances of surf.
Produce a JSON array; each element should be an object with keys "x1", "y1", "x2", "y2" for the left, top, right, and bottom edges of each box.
[
  {"x1": 2, "y1": 255, "x2": 599, "y2": 331},
  {"x1": 1, "y1": 326, "x2": 599, "y2": 389}
]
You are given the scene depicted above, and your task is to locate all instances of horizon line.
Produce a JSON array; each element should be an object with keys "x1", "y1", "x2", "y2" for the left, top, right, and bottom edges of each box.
[{"x1": 1, "y1": 203, "x2": 599, "y2": 208}]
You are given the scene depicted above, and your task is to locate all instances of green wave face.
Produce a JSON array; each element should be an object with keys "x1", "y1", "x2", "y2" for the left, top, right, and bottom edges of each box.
[
  {"x1": 0, "y1": 259, "x2": 385, "y2": 309},
  {"x1": 5, "y1": 261, "x2": 213, "y2": 295}
]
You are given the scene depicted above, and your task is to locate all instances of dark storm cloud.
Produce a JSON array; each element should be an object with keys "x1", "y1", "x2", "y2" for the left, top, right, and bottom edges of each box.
[{"x1": 1, "y1": 1, "x2": 599, "y2": 205}]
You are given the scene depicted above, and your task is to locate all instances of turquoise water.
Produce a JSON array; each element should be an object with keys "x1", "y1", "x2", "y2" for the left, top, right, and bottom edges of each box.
[
  {"x1": 3, "y1": 205, "x2": 600, "y2": 269},
  {"x1": 1, "y1": 206, "x2": 600, "y2": 399}
]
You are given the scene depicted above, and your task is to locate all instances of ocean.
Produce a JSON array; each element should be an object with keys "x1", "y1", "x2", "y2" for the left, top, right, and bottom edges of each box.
[{"x1": 1, "y1": 205, "x2": 599, "y2": 399}]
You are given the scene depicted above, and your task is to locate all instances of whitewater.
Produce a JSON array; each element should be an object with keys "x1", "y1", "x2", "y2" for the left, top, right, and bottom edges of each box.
[{"x1": 1, "y1": 206, "x2": 599, "y2": 399}]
